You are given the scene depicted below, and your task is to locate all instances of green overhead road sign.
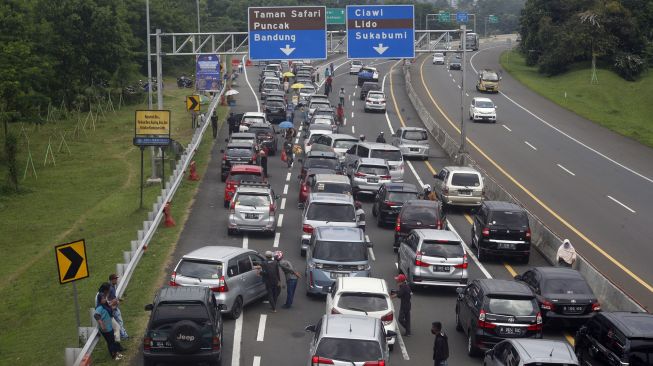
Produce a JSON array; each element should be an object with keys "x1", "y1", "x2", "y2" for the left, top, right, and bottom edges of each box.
[
  {"x1": 489, "y1": 15, "x2": 499, "y2": 24},
  {"x1": 326, "y1": 8, "x2": 345, "y2": 25},
  {"x1": 438, "y1": 12, "x2": 450, "y2": 23}
]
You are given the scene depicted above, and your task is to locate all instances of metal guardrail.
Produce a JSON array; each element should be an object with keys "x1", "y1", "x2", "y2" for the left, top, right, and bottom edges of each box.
[{"x1": 65, "y1": 85, "x2": 226, "y2": 366}]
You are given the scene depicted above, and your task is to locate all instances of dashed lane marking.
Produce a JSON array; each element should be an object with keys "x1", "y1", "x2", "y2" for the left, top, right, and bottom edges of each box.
[
  {"x1": 502, "y1": 124, "x2": 512, "y2": 132},
  {"x1": 607, "y1": 195, "x2": 636, "y2": 213},
  {"x1": 280, "y1": 198, "x2": 286, "y2": 210},
  {"x1": 557, "y1": 163, "x2": 576, "y2": 176},
  {"x1": 273, "y1": 232, "x2": 281, "y2": 248},
  {"x1": 524, "y1": 141, "x2": 537, "y2": 151},
  {"x1": 277, "y1": 213, "x2": 284, "y2": 227},
  {"x1": 256, "y1": 314, "x2": 267, "y2": 342}
]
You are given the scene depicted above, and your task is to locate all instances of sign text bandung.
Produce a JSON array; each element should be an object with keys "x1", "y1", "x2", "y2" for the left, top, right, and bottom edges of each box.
[
  {"x1": 346, "y1": 5, "x2": 415, "y2": 59},
  {"x1": 196, "y1": 54, "x2": 221, "y2": 92},
  {"x1": 248, "y1": 6, "x2": 327, "y2": 61}
]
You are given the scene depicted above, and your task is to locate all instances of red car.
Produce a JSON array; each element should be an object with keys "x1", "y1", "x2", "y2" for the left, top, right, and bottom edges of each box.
[{"x1": 224, "y1": 165, "x2": 266, "y2": 207}]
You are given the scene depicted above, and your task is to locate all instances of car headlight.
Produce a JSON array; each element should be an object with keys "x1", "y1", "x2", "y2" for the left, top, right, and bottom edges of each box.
[
  {"x1": 315, "y1": 263, "x2": 323, "y2": 269},
  {"x1": 357, "y1": 264, "x2": 368, "y2": 271}
]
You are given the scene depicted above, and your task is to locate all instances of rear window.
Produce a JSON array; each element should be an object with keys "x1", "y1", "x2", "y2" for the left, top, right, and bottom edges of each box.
[
  {"x1": 387, "y1": 191, "x2": 419, "y2": 203},
  {"x1": 334, "y1": 139, "x2": 357, "y2": 149},
  {"x1": 315, "y1": 182, "x2": 351, "y2": 195},
  {"x1": 153, "y1": 303, "x2": 209, "y2": 323},
  {"x1": 236, "y1": 194, "x2": 270, "y2": 207},
  {"x1": 313, "y1": 241, "x2": 368, "y2": 262},
  {"x1": 263, "y1": 83, "x2": 279, "y2": 90},
  {"x1": 450, "y1": 173, "x2": 480, "y2": 187},
  {"x1": 403, "y1": 206, "x2": 438, "y2": 221},
  {"x1": 306, "y1": 203, "x2": 355, "y2": 222},
  {"x1": 358, "y1": 165, "x2": 389, "y2": 176},
  {"x1": 542, "y1": 279, "x2": 592, "y2": 295},
  {"x1": 306, "y1": 158, "x2": 339, "y2": 170},
  {"x1": 242, "y1": 117, "x2": 264, "y2": 124},
  {"x1": 403, "y1": 130, "x2": 428, "y2": 141},
  {"x1": 311, "y1": 101, "x2": 330, "y2": 108},
  {"x1": 313, "y1": 118, "x2": 333, "y2": 125},
  {"x1": 488, "y1": 298, "x2": 536, "y2": 316},
  {"x1": 177, "y1": 259, "x2": 223, "y2": 279},
  {"x1": 300, "y1": 87, "x2": 315, "y2": 94},
  {"x1": 248, "y1": 127, "x2": 273, "y2": 136},
  {"x1": 337, "y1": 293, "x2": 388, "y2": 312},
  {"x1": 266, "y1": 101, "x2": 284, "y2": 108},
  {"x1": 489, "y1": 210, "x2": 529, "y2": 228},
  {"x1": 227, "y1": 148, "x2": 252, "y2": 157},
  {"x1": 367, "y1": 92, "x2": 385, "y2": 99},
  {"x1": 316, "y1": 338, "x2": 382, "y2": 362},
  {"x1": 229, "y1": 173, "x2": 263, "y2": 182},
  {"x1": 370, "y1": 149, "x2": 402, "y2": 161},
  {"x1": 421, "y1": 240, "x2": 464, "y2": 257}
]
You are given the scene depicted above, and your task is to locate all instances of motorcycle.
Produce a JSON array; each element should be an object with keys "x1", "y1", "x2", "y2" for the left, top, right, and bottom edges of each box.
[{"x1": 177, "y1": 76, "x2": 193, "y2": 88}]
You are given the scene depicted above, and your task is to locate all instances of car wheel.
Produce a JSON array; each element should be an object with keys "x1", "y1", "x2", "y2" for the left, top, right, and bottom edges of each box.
[
  {"x1": 468, "y1": 332, "x2": 480, "y2": 357},
  {"x1": 455, "y1": 309, "x2": 463, "y2": 331},
  {"x1": 229, "y1": 296, "x2": 243, "y2": 319}
]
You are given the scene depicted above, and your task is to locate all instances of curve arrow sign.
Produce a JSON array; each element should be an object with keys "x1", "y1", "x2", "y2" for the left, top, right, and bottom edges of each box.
[{"x1": 59, "y1": 246, "x2": 84, "y2": 281}]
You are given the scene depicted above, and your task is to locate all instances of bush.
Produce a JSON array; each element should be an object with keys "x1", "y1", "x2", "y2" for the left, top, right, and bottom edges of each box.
[{"x1": 613, "y1": 53, "x2": 647, "y2": 81}]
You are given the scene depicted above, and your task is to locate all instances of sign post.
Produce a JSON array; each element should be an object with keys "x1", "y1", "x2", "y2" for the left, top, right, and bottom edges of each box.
[
  {"x1": 346, "y1": 5, "x2": 415, "y2": 59},
  {"x1": 55, "y1": 239, "x2": 89, "y2": 344},
  {"x1": 248, "y1": 6, "x2": 327, "y2": 61},
  {"x1": 133, "y1": 110, "x2": 171, "y2": 196},
  {"x1": 326, "y1": 8, "x2": 345, "y2": 25}
]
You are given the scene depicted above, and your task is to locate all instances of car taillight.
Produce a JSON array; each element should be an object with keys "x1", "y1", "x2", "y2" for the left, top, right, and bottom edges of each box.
[
  {"x1": 251, "y1": 155, "x2": 257, "y2": 163},
  {"x1": 222, "y1": 154, "x2": 227, "y2": 161},
  {"x1": 395, "y1": 217, "x2": 401, "y2": 232},
  {"x1": 443, "y1": 187, "x2": 449, "y2": 194},
  {"x1": 527, "y1": 312, "x2": 543, "y2": 331},
  {"x1": 210, "y1": 276, "x2": 228, "y2": 292},
  {"x1": 226, "y1": 180, "x2": 235, "y2": 190},
  {"x1": 478, "y1": 309, "x2": 496, "y2": 329},
  {"x1": 312, "y1": 356, "x2": 334, "y2": 365},
  {"x1": 381, "y1": 312, "x2": 394, "y2": 324},
  {"x1": 525, "y1": 228, "x2": 531, "y2": 239},
  {"x1": 301, "y1": 184, "x2": 308, "y2": 192},
  {"x1": 540, "y1": 300, "x2": 555, "y2": 310},
  {"x1": 269, "y1": 204, "x2": 275, "y2": 214},
  {"x1": 230, "y1": 201, "x2": 236, "y2": 212},
  {"x1": 355, "y1": 172, "x2": 366, "y2": 177},
  {"x1": 415, "y1": 253, "x2": 429, "y2": 267},
  {"x1": 436, "y1": 219, "x2": 443, "y2": 230},
  {"x1": 212, "y1": 335, "x2": 221, "y2": 351},
  {"x1": 380, "y1": 175, "x2": 391, "y2": 179},
  {"x1": 363, "y1": 361, "x2": 385, "y2": 366},
  {"x1": 384, "y1": 201, "x2": 398, "y2": 207},
  {"x1": 143, "y1": 336, "x2": 152, "y2": 351},
  {"x1": 303, "y1": 224, "x2": 314, "y2": 234},
  {"x1": 454, "y1": 254, "x2": 468, "y2": 269},
  {"x1": 592, "y1": 302, "x2": 601, "y2": 312},
  {"x1": 169, "y1": 271, "x2": 177, "y2": 286},
  {"x1": 482, "y1": 227, "x2": 490, "y2": 237},
  {"x1": 309, "y1": 271, "x2": 314, "y2": 287},
  {"x1": 331, "y1": 308, "x2": 340, "y2": 314}
]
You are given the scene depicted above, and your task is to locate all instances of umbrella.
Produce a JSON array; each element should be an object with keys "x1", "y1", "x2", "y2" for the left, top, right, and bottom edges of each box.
[
  {"x1": 279, "y1": 121, "x2": 294, "y2": 129},
  {"x1": 291, "y1": 83, "x2": 305, "y2": 89},
  {"x1": 225, "y1": 89, "x2": 239, "y2": 96},
  {"x1": 283, "y1": 71, "x2": 295, "y2": 77}
]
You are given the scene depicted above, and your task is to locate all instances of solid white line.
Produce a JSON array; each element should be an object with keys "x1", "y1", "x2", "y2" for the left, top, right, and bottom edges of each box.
[
  {"x1": 273, "y1": 232, "x2": 281, "y2": 247},
  {"x1": 231, "y1": 314, "x2": 243, "y2": 366},
  {"x1": 280, "y1": 197, "x2": 286, "y2": 210},
  {"x1": 557, "y1": 163, "x2": 576, "y2": 176},
  {"x1": 607, "y1": 195, "x2": 636, "y2": 213},
  {"x1": 283, "y1": 184, "x2": 289, "y2": 195},
  {"x1": 352, "y1": 125, "x2": 355, "y2": 133},
  {"x1": 396, "y1": 331, "x2": 410, "y2": 361},
  {"x1": 502, "y1": 124, "x2": 512, "y2": 132},
  {"x1": 406, "y1": 161, "x2": 423, "y2": 188},
  {"x1": 286, "y1": 172, "x2": 291, "y2": 182},
  {"x1": 277, "y1": 213, "x2": 284, "y2": 227},
  {"x1": 242, "y1": 235, "x2": 248, "y2": 249},
  {"x1": 368, "y1": 248, "x2": 376, "y2": 261},
  {"x1": 256, "y1": 314, "x2": 267, "y2": 342},
  {"x1": 381, "y1": 73, "x2": 388, "y2": 92},
  {"x1": 447, "y1": 219, "x2": 493, "y2": 279},
  {"x1": 252, "y1": 356, "x2": 261, "y2": 366},
  {"x1": 524, "y1": 141, "x2": 537, "y2": 151},
  {"x1": 242, "y1": 56, "x2": 260, "y2": 113}
]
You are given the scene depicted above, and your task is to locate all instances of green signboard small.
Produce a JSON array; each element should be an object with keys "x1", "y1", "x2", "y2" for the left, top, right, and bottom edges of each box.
[
  {"x1": 489, "y1": 15, "x2": 499, "y2": 24},
  {"x1": 438, "y1": 12, "x2": 450, "y2": 23},
  {"x1": 326, "y1": 8, "x2": 345, "y2": 25}
]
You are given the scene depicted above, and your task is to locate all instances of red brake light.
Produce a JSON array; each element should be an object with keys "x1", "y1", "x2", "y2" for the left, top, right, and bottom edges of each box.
[
  {"x1": 525, "y1": 228, "x2": 531, "y2": 239},
  {"x1": 395, "y1": 217, "x2": 401, "y2": 232},
  {"x1": 482, "y1": 227, "x2": 490, "y2": 237},
  {"x1": 454, "y1": 254, "x2": 468, "y2": 269},
  {"x1": 312, "y1": 356, "x2": 334, "y2": 365},
  {"x1": 592, "y1": 302, "x2": 601, "y2": 312},
  {"x1": 436, "y1": 219, "x2": 443, "y2": 230},
  {"x1": 363, "y1": 362, "x2": 385, "y2": 366},
  {"x1": 355, "y1": 172, "x2": 366, "y2": 177},
  {"x1": 143, "y1": 336, "x2": 152, "y2": 351},
  {"x1": 380, "y1": 175, "x2": 391, "y2": 179},
  {"x1": 381, "y1": 311, "x2": 394, "y2": 324},
  {"x1": 478, "y1": 310, "x2": 496, "y2": 329},
  {"x1": 528, "y1": 313, "x2": 543, "y2": 331},
  {"x1": 212, "y1": 335, "x2": 221, "y2": 351},
  {"x1": 303, "y1": 224, "x2": 314, "y2": 234},
  {"x1": 415, "y1": 253, "x2": 429, "y2": 267},
  {"x1": 269, "y1": 203, "x2": 275, "y2": 214},
  {"x1": 384, "y1": 201, "x2": 398, "y2": 207},
  {"x1": 211, "y1": 276, "x2": 228, "y2": 292},
  {"x1": 301, "y1": 183, "x2": 308, "y2": 192},
  {"x1": 169, "y1": 271, "x2": 177, "y2": 286},
  {"x1": 540, "y1": 300, "x2": 555, "y2": 310}
]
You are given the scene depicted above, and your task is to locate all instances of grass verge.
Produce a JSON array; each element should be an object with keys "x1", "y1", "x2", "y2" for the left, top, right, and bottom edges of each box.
[{"x1": 500, "y1": 50, "x2": 653, "y2": 148}]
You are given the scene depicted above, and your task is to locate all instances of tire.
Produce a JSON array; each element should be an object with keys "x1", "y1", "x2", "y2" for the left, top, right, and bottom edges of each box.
[
  {"x1": 229, "y1": 296, "x2": 243, "y2": 319},
  {"x1": 170, "y1": 320, "x2": 202, "y2": 354},
  {"x1": 468, "y1": 332, "x2": 480, "y2": 357},
  {"x1": 455, "y1": 308, "x2": 463, "y2": 331},
  {"x1": 221, "y1": 174, "x2": 226, "y2": 182}
]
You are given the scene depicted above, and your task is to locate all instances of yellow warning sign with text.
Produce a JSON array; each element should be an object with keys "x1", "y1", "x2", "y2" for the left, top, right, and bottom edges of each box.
[
  {"x1": 55, "y1": 239, "x2": 89, "y2": 284},
  {"x1": 135, "y1": 110, "x2": 171, "y2": 137}
]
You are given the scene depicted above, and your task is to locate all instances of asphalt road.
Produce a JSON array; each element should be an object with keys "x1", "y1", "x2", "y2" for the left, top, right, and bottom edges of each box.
[
  {"x1": 129, "y1": 55, "x2": 581, "y2": 366},
  {"x1": 414, "y1": 40, "x2": 653, "y2": 310}
]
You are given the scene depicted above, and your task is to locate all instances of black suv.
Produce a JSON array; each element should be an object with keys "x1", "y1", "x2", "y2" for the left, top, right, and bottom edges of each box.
[
  {"x1": 575, "y1": 312, "x2": 653, "y2": 366},
  {"x1": 220, "y1": 142, "x2": 258, "y2": 182},
  {"x1": 372, "y1": 183, "x2": 420, "y2": 226},
  {"x1": 359, "y1": 81, "x2": 381, "y2": 100},
  {"x1": 455, "y1": 279, "x2": 542, "y2": 357},
  {"x1": 299, "y1": 151, "x2": 341, "y2": 181},
  {"x1": 143, "y1": 286, "x2": 224, "y2": 366},
  {"x1": 264, "y1": 99, "x2": 287, "y2": 123},
  {"x1": 470, "y1": 201, "x2": 531, "y2": 263},
  {"x1": 393, "y1": 199, "x2": 446, "y2": 251},
  {"x1": 247, "y1": 122, "x2": 278, "y2": 155}
]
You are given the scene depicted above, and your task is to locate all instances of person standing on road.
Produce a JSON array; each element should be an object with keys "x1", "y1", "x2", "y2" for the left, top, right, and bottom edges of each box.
[
  {"x1": 329, "y1": 62, "x2": 334, "y2": 75},
  {"x1": 339, "y1": 87, "x2": 345, "y2": 107},
  {"x1": 283, "y1": 77, "x2": 290, "y2": 94},
  {"x1": 227, "y1": 112, "x2": 238, "y2": 135},
  {"x1": 336, "y1": 103, "x2": 345, "y2": 126},
  {"x1": 432, "y1": 321, "x2": 449, "y2": 366},
  {"x1": 108, "y1": 274, "x2": 128, "y2": 340},
  {"x1": 376, "y1": 131, "x2": 386, "y2": 143},
  {"x1": 211, "y1": 112, "x2": 218, "y2": 139},
  {"x1": 275, "y1": 251, "x2": 302, "y2": 309},
  {"x1": 94, "y1": 284, "x2": 123, "y2": 360},
  {"x1": 355, "y1": 201, "x2": 366, "y2": 233},
  {"x1": 257, "y1": 251, "x2": 281, "y2": 312},
  {"x1": 259, "y1": 148, "x2": 268, "y2": 177},
  {"x1": 391, "y1": 274, "x2": 412, "y2": 337},
  {"x1": 556, "y1": 239, "x2": 577, "y2": 267}
]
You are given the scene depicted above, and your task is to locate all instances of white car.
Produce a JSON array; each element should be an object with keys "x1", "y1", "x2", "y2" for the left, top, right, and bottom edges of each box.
[
  {"x1": 432, "y1": 52, "x2": 445, "y2": 65},
  {"x1": 349, "y1": 60, "x2": 363, "y2": 74},
  {"x1": 364, "y1": 91, "x2": 387, "y2": 113},
  {"x1": 325, "y1": 277, "x2": 398, "y2": 351},
  {"x1": 240, "y1": 112, "x2": 269, "y2": 130},
  {"x1": 469, "y1": 97, "x2": 497, "y2": 122},
  {"x1": 304, "y1": 129, "x2": 334, "y2": 155},
  {"x1": 298, "y1": 86, "x2": 316, "y2": 103}
]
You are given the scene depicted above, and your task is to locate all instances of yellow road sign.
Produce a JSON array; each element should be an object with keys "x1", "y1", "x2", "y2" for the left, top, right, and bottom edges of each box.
[
  {"x1": 55, "y1": 239, "x2": 89, "y2": 284},
  {"x1": 135, "y1": 110, "x2": 171, "y2": 137},
  {"x1": 186, "y1": 95, "x2": 201, "y2": 112}
]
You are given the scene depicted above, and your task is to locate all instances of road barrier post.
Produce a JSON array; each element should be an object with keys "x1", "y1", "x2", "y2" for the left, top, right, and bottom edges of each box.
[
  {"x1": 188, "y1": 160, "x2": 200, "y2": 181},
  {"x1": 163, "y1": 202, "x2": 175, "y2": 227}
]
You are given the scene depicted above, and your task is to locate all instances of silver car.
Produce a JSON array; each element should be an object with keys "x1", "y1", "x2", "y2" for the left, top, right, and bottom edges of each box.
[
  {"x1": 227, "y1": 183, "x2": 279, "y2": 235},
  {"x1": 305, "y1": 314, "x2": 392, "y2": 366},
  {"x1": 392, "y1": 126, "x2": 430, "y2": 160},
  {"x1": 484, "y1": 339, "x2": 578, "y2": 366},
  {"x1": 433, "y1": 166, "x2": 484, "y2": 209},
  {"x1": 349, "y1": 157, "x2": 392, "y2": 198},
  {"x1": 344, "y1": 142, "x2": 404, "y2": 181},
  {"x1": 398, "y1": 229, "x2": 469, "y2": 288},
  {"x1": 301, "y1": 193, "x2": 359, "y2": 256},
  {"x1": 169, "y1": 246, "x2": 267, "y2": 319}
]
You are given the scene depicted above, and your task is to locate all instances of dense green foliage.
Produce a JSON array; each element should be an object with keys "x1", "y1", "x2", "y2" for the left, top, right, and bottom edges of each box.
[{"x1": 519, "y1": 0, "x2": 653, "y2": 79}]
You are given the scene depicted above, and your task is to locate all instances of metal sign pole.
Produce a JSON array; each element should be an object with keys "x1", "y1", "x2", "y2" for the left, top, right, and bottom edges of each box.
[
  {"x1": 459, "y1": 25, "x2": 467, "y2": 154},
  {"x1": 140, "y1": 147, "x2": 144, "y2": 208},
  {"x1": 72, "y1": 282, "x2": 81, "y2": 345},
  {"x1": 161, "y1": 148, "x2": 165, "y2": 189},
  {"x1": 146, "y1": 0, "x2": 157, "y2": 182}
]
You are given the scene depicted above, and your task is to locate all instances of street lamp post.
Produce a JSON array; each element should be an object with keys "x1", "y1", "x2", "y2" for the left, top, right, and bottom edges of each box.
[
  {"x1": 196, "y1": 0, "x2": 200, "y2": 33},
  {"x1": 459, "y1": 24, "x2": 467, "y2": 155},
  {"x1": 145, "y1": 0, "x2": 158, "y2": 182}
]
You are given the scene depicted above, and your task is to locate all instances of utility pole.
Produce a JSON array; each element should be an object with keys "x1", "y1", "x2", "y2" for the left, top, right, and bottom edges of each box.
[
  {"x1": 145, "y1": 0, "x2": 158, "y2": 183},
  {"x1": 196, "y1": 0, "x2": 201, "y2": 33},
  {"x1": 459, "y1": 24, "x2": 467, "y2": 155},
  {"x1": 484, "y1": 15, "x2": 487, "y2": 39}
]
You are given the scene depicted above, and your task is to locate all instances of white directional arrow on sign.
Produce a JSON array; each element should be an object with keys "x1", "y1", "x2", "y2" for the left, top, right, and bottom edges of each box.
[
  {"x1": 280, "y1": 44, "x2": 296, "y2": 56},
  {"x1": 373, "y1": 43, "x2": 389, "y2": 55}
]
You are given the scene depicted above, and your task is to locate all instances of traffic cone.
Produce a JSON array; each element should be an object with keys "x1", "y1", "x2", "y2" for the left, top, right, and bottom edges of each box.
[
  {"x1": 163, "y1": 202, "x2": 176, "y2": 227},
  {"x1": 188, "y1": 160, "x2": 200, "y2": 181},
  {"x1": 246, "y1": 59, "x2": 252, "y2": 67}
]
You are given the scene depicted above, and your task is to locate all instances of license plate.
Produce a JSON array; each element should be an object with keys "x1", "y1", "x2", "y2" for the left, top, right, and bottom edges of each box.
[
  {"x1": 330, "y1": 272, "x2": 349, "y2": 279},
  {"x1": 367, "y1": 178, "x2": 378, "y2": 183},
  {"x1": 498, "y1": 326, "x2": 523, "y2": 336},
  {"x1": 154, "y1": 341, "x2": 171, "y2": 347},
  {"x1": 497, "y1": 243, "x2": 515, "y2": 250},
  {"x1": 245, "y1": 213, "x2": 259, "y2": 219},
  {"x1": 458, "y1": 189, "x2": 472, "y2": 195},
  {"x1": 433, "y1": 265, "x2": 450, "y2": 272},
  {"x1": 563, "y1": 306, "x2": 585, "y2": 313},
  {"x1": 410, "y1": 148, "x2": 419, "y2": 152}
]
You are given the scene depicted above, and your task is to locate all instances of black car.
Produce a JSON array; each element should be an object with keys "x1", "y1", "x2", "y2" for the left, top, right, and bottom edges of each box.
[
  {"x1": 264, "y1": 99, "x2": 287, "y2": 123},
  {"x1": 394, "y1": 199, "x2": 446, "y2": 250},
  {"x1": 247, "y1": 122, "x2": 278, "y2": 155},
  {"x1": 575, "y1": 312, "x2": 653, "y2": 366},
  {"x1": 449, "y1": 62, "x2": 462, "y2": 70},
  {"x1": 471, "y1": 201, "x2": 531, "y2": 263},
  {"x1": 220, "y1": 142, "x2": 258, "y2": 182},
  {"x1": 299, "y1": 151, "x2": 341, "y2": 181},
  {"x1": 143, "y1": 286, "x2": 224, "y2": 366},
  {"x1": 515, "y1": 267, "x2": 600, "y2": 326},
  {"x1": 359, "y1": 82, "x2": 381, "y2": 100},
  {"x1": 372, "y1": 183, "x2": 420, "y2": 226},
  {"x1": 455, "y1": 279, "x2": 543, "y2": 357}
]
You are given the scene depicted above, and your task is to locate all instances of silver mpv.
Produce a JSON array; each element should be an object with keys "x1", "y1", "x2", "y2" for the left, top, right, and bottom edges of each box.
[
  {"x1": 349, "y1": 157, "x2": 392, "y2": 197},
  {"x1": 301, "y1": 193, "x2": 360, "y2": 255},
  {"x1": 398, "y1": 229, "x2": 469, "y2": 288},
  {"x1": 392, "y1": 126, "x2": 430, "y2": 160},
  {"x1": 169, "y1": 246, "x2": 267, "y2": 319},
  {"x1": 227, "y1": 183, "x2": 279, "y2": 235}
]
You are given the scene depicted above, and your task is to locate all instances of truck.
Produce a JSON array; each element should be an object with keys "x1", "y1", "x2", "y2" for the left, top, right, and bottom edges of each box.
[{"x1": 459, "y1": 32, "x2": 479, "y2": 51}]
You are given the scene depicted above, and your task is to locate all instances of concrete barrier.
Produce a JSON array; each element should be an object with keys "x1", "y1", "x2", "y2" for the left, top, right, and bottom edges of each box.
[{"x1": 402, "y1": 63, "x2": 644, "y2": 313}]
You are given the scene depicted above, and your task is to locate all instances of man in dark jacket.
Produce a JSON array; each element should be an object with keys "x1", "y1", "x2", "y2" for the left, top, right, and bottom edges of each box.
[
  {"x1": 392, "y1": 274, "x2": 412, "y2": 336},
  {"x1": 257, "y1": 251, "x2": 280, "y2": 312},
  {"x1": 432, "y1": 321, "x2": 449, "y2": 366}
]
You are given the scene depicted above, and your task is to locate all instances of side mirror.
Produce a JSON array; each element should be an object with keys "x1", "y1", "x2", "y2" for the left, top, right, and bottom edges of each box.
[
  {"x1": 514, "y1": 274, "x2": 522, "y2": 281},
  {"x1": 217, "y1": 303, "x2": 227, "y2": 311},
  {"x1": 144, "y1": 304, "x2": 154, "y2": 311},
  {"x1": 305, "y1": 325, "x2": 316, "y2": 333},
  {"x1": 456, "y1": 287, "x2": 464, "y2": 295}
]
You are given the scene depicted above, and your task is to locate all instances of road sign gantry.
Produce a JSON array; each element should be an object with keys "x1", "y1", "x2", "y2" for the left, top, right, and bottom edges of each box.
[{"x1": 346, "y1": 5, "x2": 415, "y2": 59}]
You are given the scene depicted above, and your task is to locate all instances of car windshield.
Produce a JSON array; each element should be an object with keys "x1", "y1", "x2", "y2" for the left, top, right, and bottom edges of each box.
[
  {"x1": 227, "y1": 148, "x2": 252, "y2": 157},
  {"x1": 421, "y1": 240, "x2": 464, "y2": 257},
  {"x1": 403, "y1": 130, "x2": 428, "y2": 141},
  {"x1": 630, "y1": 340, "x2": 653, "y2": 366},
  {"x1": 488, "y1": 297, "x2": 535, "y2": 316},
  {"x1": 434, "y1": 53, "x2": 444, "y2": 57},
  {"x1": 242, "y1": 117, "x2": 264, "y2": 124},
  {"x1": 266, "y1": 101, "x2": 284, "y2": 108},
  {"x1": 387, "y1": 191, "x2": 419, "y2": 202},
  {"x1": 236, "y1": 194, "x2": 270, "y2": 207},
  {"x1": 153, "y1": 303, "x2": 209, "y2": 324},
  {"x1": 315, "y1": 182, "x2": 351, "y2": 195},
  {"x1": 476, "y1": 100, "x2": 495, "y2": 108},
  {"x1": 542, "y1": 279, "x2": 592, "y2": 295},
  {"x1": 483, "y1": 72, "x2": 499, "y2": 82},
  {"x1": 370, "y1": 149, "x2": 402, "y2": 161},
  {"x1": 316, "y1": 338, "x2": 382, "y2": 362},
  {"x1": 300, "y1": 87, "x2": 315, "y2": 94},
  {"x1": 177, "y1": 259, "x2": 223, "y2": 279},
  {"x1": 358, "y1": 165, "x2": 388, "y2": 176},
  {"x1": 403, "y1": 206, "x2": 437, "y2": 222},
  {"x1": 489, "y1": 210, "x2": 529, "y2": 228},
  {"x1": 229, "y1": 173, "x2": 264, "y2": 182},
  {"x1": 352, "y1": 61, "x2": 362, "y2": 65},
  {"x1": 313, "y1": 241, "x2": 367, "y2": 262},
  {"x1": 306, "y1": 203, "x2": 355, "y2": 222},
  {"x1": 451, "y1": 173, "x2": 480, "y2": 187},
  {"x1": 338, "y1": 293, "x2": 388, "y2": 312},
  {"x1": 334, "y1": 139, "x2": 358, "y2": 149},
  {"x1": 311, "y1": 102, "x2": 330, "y2": 109},
  {"x1": 306, "y1": 158, "x2": 339, "y2": 170}
]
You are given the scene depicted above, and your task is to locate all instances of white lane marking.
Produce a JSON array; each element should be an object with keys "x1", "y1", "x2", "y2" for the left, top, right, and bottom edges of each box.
[
  {"x1": 242, "y1": 235, "x2": 248, "y2": 249},
  {"x1": 382, "y1": 70, "x2": 396, "y2": 135},
  {"x1": 231, "y1": 314, "x2": 243, "y2": 366},
  {"x1": 396, "y1": 331, "x2": 410, "y2": 361},
  {"x1": 298, "y1": 125, "x2": 303, "y2": 132},
  {"x1": 277, "y1": 213, "x2": 284, "y2": 227},
  {"x1": 348, "y1": 94, "x2": 351, "y2": 101},
  {"x1": 273, "y1": 232, "x2": 281, "y2": 247},
  {"x1": 607, "y1": 195, "x2": 636, "y2": 213},
  {"x1": 351, "y1": 111, "x2": 355, "y2": 118},
  {"x1": 524, "y1": 141, "x2": 537, "y2": 150},
  {"x1": 352, "y1": 100, "x2": 355, "y2": 107},
  {"x1": 286, "y1": 172, "x2": 291, "y2": 182},
  {"x1": 452, "y1": 78, "x2": 456, "y2": 83},
  {"x1": 394, "y1": 262, "x2": 398, "y2": 269},
  {"x1": 557, "y1": 163, "x2": 576, "y2": 176},
  {"x1": 283, "y1": 184, "x2": 289, "y2": 195},
  {"x1": 465, "y1": 92, "x2": 469, "y2": 97},
  {"x1": 294, "y1": 137, "x2": 299, "y2": 144},
  {"x1": 502, "y1": 124, "x2": 512, "y2": 132},
  {"x1": 368, "y1": 248, "x2": 375, "y2": 261},
  {"x1": 242, "y1": 56, "x2": 260, "y2": 113},
  {"x1": 447, "y1": 219, "x2": 493, "y2": 279},
  {"x1": 406, "y1": 161, "x2": 423, "y2": 188},
  {"x1": 252, "y1": 356, "x2": 261, "y2": 366},
  {"x1": 280, "y1": 197, "x2": 286, "y2": 210},
  {"x1": 351, "y1": 125, "x2": 355, "y2": 133},
  {"x1": 457, "y1": 85, "x2": 461, "y2": 89},
  {"x1": 256, "y1": 315, "x2": 267, "y2": 342},
  {"x1": 344, "y1": 117, "x2": 347, "y2": 126},
  {"x1": 381, "y1": 73, "x2": 388, "y2": 92},
  {"x1": 469, "y1": 45, "x2": 653, "y2": 185}
]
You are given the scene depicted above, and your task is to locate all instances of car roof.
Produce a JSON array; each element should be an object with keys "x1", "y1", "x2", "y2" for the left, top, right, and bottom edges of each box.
[
  {"x1": 315, "y1": 226, "x2": 364, "y2": 241},
  {"x1": 443, "y1": 165, "x2": 480, "y2": 173},
  {"x1": 314, "y1": 174, "x2": 350, "y2": 184},
  {"x1": 383, "y1": 182, "x2": 419, "y2": 192},
  {"x1": 338, "y1": 277, "x2": 387, "y2": 294},
  {"x1": 230, "y1": 165, "x2": 263, "y2": 173},
  {"x1": 330, "y1": 134, "x2": 358, "y2": 141},
  {"x1": 243, "y1": 112, "x2": 266, "y2": 118},
  {"x1": 509, "y1": 339, "x2": 577, "y2": 364},
  {"x1": 531, "y1": 267, "x2": 586, "y2": 281},
  {"x1": 601, "y1": 312, "x2": 653, "y2": 338},
  {"x1": 322, "y1": 314, "x2": 381, "y2": 341},
  {"x1": 156, "y1": 286, "x2": 210, "y2": 303},
  {"x1": 230, "y1": 132, "x2": 256, "y2": 138},
  {"x1": 473, "y1": 97, "x2": 493, "y2": 103},
  {"x1": 358, "y1": 157, "x2": 388, "y2": 166},
  {"x1": 414, "y1": 229, "x2": 461, "y2": 242},
  {"x1": 307, "y1": 150, "x2": 338, "y2": 158},
  {"x1": 308, "y1": 192, "x2": 354, "y2": 204},
  {"x1": 249, "y1": 122, "x2": 273, "y2": 129},
  {"x1": 182, "y1": 246, "x2": 252, "y2": 261},
  {"x1": 483, "y1": 201, "x2": 525, "y2": 211},
  {"x1": 358, "y1": 142, "x2": 400, "y2": 151},
  {"x1": 227, "y1": 142, "x2": 254, "y2": 148},
  {"x1": 475, "y1": 279, "x2": 534, "y2": 297}
]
